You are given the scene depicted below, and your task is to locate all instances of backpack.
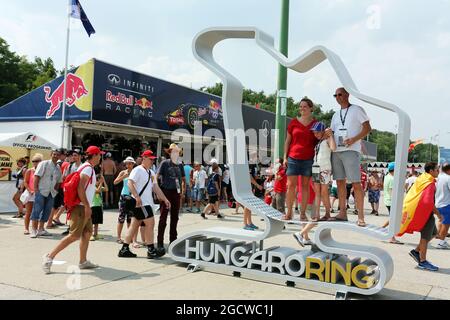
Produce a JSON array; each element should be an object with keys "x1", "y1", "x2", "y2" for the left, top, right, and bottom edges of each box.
[
  {"x1": 63, "y1": 164, "x2": 94, "y2": 213},
  {"x1": 207, "y1": 173, "x2": 218, "y2": 195}
]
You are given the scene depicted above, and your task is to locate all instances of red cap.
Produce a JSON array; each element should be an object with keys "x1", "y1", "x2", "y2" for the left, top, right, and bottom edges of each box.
[
  {"x1": 85, "y1": 146, "x2": 105, "y2": 156},
  {"x1": 141, "y1": 150, "x2": 157, "y2": 159}
]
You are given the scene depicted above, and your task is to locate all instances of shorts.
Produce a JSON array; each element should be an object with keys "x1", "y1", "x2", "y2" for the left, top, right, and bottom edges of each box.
[
  {"x1": 271, "y1": 192, "x2": 286, "y2": 213},
  {"x1": 368, "y1": 189, "x2": 381, "y2": 203},
  {"x1": 192, "y1": 187, "x2": 205, "y2": 201},
  {"x1": 331, "y1": 151, "x2": 361, "y2": 183},
  {"x1": 330, "y1": 187, "x2": 338, "y2": 198},
  {"x1": 30, "y1": 192, "x2": 54, "y2": 222},
  {"x1": 104, "y1": 175, "x2": 115, "y2": 194},
  {"x1": 133, "y1": 205, "x2": 154, "y2": 220},
  {"x1": 313, "y1": 170, "x2": 332, "y2": 184},
  {"x1": 52, "y1": 190, "x2": 64, "y2": 209},
  {"x1": 185, "y1": 185, "x2": 191, "y2": 199},
  {"x1": 420, "y1": 214, "x2": 438, "y2": 241},
  {"x1": 91, "y1": 206, "x2": 103, "y2": 225},
  {"x1": 437, "y1": 205, "x2": 450, "y2": 225},
  {"x1": 221, "y1": 181, "x2": 229, "y2": 190},
  {"x1": 69, "y1": 205, "x2": 93, "y2": 238},
  {"x1": 286, "y1": 157, "x2": 313, "y2": 177},
  {"x1": 20, "y1": 190, "x2": 35, "y2": 203},
  {"x1": 118, "y1": 195, "x2": 133, "y2": 224},
  {"x1": 208, "y1": 195, "x2": 219, "y2": 204}
]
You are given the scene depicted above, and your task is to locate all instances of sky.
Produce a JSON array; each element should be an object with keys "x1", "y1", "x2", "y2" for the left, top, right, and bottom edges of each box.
[{"x1": 1, "y1": 0, "x2": 450, "y2": 148}]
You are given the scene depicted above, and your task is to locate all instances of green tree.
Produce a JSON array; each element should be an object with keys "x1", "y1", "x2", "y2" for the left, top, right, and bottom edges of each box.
[{"x1": 0, "y1": 37, "x2": 57, "y2": 106}]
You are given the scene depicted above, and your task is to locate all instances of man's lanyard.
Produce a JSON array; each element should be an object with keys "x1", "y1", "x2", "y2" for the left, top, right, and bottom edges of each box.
[{"x1": 339, "y1": 104, "x2": 352, "y2": 127}]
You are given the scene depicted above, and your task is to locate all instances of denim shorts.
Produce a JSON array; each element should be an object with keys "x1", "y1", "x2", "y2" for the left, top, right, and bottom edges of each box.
[
  {"x1": 30, "y1": 192, "x2": 54, "y2": 222},
  {"x1": 286, "y1": 157, "x2": 313, "y2": 177},
  {"x1": 192, "y1": 187, "x2": 205, "y2": 201}
]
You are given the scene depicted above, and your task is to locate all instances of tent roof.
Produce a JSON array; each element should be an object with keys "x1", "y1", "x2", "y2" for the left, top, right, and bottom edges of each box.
[{"x1": 0, "y1": 132, "x2": 58, "y2": 150}]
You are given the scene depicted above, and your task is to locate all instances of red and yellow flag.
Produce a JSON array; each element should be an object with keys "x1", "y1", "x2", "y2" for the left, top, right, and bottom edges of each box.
[{"x1": 397, "y1": 173, "x2": 436, "y2": 237}]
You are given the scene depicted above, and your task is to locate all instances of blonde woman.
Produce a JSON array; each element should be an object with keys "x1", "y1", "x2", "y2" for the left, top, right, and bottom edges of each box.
[{"x1": 21, "y1": 154, "x2": 43, "y2": 235}]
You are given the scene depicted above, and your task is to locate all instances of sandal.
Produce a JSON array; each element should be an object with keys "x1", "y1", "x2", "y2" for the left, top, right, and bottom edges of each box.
[
  {"x1": 116, "y1": 239, "x2": 124, "y2": 244},
  {"x1": 318, "y1": 216, "x2": 330, "y2": 222},
  {"x1": 282, "y1": 215, "x2": 293, "y2": 221},
  {"x1": 357, "y1": 220, "x2": 367, "y2": 227},
  {"x1": 310, "y1": 217, "x2": 319, "y2": 222},
  {"x1": 300, "y1": 215, "x2": 309, "y2": 222},
  {"x1": 24, "y1": 230, "x2": 30, "y2": 235},
  {"x1": 389, "y1": 239, "x2": 404, "y2": 245},
  {"x1": 328, "y1": 216, "x2": 348, "y2": 222}
]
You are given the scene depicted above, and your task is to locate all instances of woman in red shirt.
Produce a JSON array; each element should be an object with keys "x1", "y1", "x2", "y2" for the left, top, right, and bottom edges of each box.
[{"x1": 283, "y1": 98, "x2": 326, "y2": 221}]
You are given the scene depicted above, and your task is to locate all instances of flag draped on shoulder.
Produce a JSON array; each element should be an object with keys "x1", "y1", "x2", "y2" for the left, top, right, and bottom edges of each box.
[
  {"x1": 70, "y1": 0, "x2": 96, "y2": 37},
  {"x1": 397, "y1": 172, "x2": 436, "y2": 237}
]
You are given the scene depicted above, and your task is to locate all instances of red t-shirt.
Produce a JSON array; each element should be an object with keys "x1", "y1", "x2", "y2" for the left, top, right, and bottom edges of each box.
[
  {"x1": 361, "y1": 170, "x2": 368, "y2": 190},
  {"x1": 287, "y1": 118, "x2": 318, "y2": 160},
  {"x1": 274, "y1": 166, "x2": 287, "y2": 193},
  {"x1": 60, "y1": 161, "x2": 70, "y2": 174}
]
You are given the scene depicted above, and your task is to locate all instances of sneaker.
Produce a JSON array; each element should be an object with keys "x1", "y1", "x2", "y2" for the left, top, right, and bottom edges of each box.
[
  {"x1": 156, "y1": 246, "x2": 166, "y2": 257},
  {"x1": 30, "y1": 229, "x2": 38, "y2": 239},
  {"x1": 418, "y1": 260, "x2": 439, "y2": 272},
  {"x1": 244, "y1": 225, "x2": 254, "y2": 231},
  {"x1": 249, "y1": 223, "x2": 259, "y2": 230},
  {"x1": 95, "y1": 234, "x2": 104, "y2": 240},
  {"x1": 201, "y1": 213, "x2": 207, "y2": 220},
  {"x1": 53, "y1": 220, "x2": 65, "y2": 226},
  {"x1": 436, "y1": 241, "x2": 450, "y2": 250},
  {"x1": 79, "y1": 260, "x2": 99, "y2": 269},
  {"x1": 186, "y1": 208, "x2": 192, "y2": 213},
  {"x1": 37, "y1": 229, "x2": 52, "y2": 237},
  {"x1": 118, "y1": 247, "x2": 137, "y2": 258},
  {"x1": 303, "y1": 239, "x2": 314, "y2": 246},
  {"x1": 147, "y1": 247, "x2": 159, "y2": 259},
  {"x1": 61, "y1": 228, "x2": 70, "y2": 236},
  {"x1": 409, "y1": 249, "x2": 420, "y2": 264},
  {"x1": 42, "y1": 254, "x2": 53, "y2": 274},
  {"x1": 90, "y1": 235, "x2": 96, "y2": 241},
  {"x1": 293, "y1": 233, "x2": 305, "y2": 247},
  {"x1": 195, "y1": 208, "x2": 201, "y2": 213},
  {"x1": 217, "y1": 214, "x2": 224, "y2": 219}
]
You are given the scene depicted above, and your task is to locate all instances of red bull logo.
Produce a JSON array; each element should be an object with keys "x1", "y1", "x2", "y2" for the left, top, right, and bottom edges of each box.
[
  {"x1": 44, "y1": 73, "x2": 89, "y2": 119},
  {"x1": 135, "y1": 97, "x2": 153, "y2": 109},
  {"x1": 209, "y1": 100, "x2": 221, "y2": 110}
]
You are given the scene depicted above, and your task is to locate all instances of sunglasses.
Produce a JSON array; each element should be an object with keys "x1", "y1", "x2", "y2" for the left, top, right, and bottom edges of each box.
[
  {"x1": 333, "y1": 93, "x2": 344, "y2": 98},
  {"x1": 32, "y1": 160, "x2": 41, "y2": 163}
]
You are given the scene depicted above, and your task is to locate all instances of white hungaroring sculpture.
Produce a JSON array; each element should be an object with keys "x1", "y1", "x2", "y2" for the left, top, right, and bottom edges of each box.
[{"x1": 168, "y1": 27, "x2": 411, "y2": 298}]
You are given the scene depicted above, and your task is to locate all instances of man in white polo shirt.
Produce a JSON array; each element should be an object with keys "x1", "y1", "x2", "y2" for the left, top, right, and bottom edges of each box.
[
  {"x1": 329, "y1": 87, "x2": 372, "y2": 227},
  {"x1": 42, "y1": 146, "x2": 103, "y2": 273}
]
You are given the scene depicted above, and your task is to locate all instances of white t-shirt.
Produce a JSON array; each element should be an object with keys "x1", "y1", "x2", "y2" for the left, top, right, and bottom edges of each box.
[
  {"x1": 129, "y1": 165, "x2": 155, "y2": 207},
  {"x1": 193, "y1": 169, "x2": 207, "y2": 189},
  {"x1": 436, "y1": 173, "x2": 450, "y2": 208},
  {"x1": 314, "y1": 139, "x2": 332, "y2": 171},
  {"x1": 331, "y1": 104, "x2": 370, "y2": 153},
  {"x1": 222, "y1": 169, "x2": 230, "y2": 184},
  {"x1": 405, "y1": 175, "x2": 417, "y2": 191},
  {"x1": 78, "y1": 163, "x2": 96, "y2": 208}
]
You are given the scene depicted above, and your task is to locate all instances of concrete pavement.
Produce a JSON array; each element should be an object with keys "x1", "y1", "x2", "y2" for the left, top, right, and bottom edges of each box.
[{"x1": 1, "y1": 197, "x2": 450, "y2": 300}]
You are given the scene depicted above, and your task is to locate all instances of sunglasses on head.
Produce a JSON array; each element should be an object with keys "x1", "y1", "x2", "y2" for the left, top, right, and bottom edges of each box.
[
  {"x1": 333, "y1": 93, "x2": 344, "y2": 98},
  {"x1": 32, "y1": 160, "x2": 41, "y2": 163}
]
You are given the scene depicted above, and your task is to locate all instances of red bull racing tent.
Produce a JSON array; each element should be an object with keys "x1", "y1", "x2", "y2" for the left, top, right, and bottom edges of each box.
[
  {"x1": 0, "y1": 58, "x2": 377, "y2": 162},
  {"x1": 0, "y1": 59, "x2": 280, "y2": 161}
]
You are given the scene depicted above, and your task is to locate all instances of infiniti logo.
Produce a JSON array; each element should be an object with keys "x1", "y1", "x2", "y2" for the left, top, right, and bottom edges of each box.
[
  {"x1": 108, "y1": 74, "x2": 121, "y2": 86},
  {"x1": 262, "y1": 120, "x2": 270, "y2": 138}
]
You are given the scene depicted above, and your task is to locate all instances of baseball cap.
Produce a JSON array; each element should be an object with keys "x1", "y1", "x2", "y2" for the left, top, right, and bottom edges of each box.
[
  {"x1": 141, "y1": 150, "x2": 157, "y2": 159},
  {"x1": 210, "y1": 158, "x2": 218, "y2": 164},
  {"x1": 85, "y1": 146, "x2": 105, "y2": 156},
  {"x1": 124, "y1": 156, "x2": 136, "y2": 164},
  {"x1": 388, "y1": 162, "x2": 395, "y2": 171},
  {"x1": 105, "y1": 152, "x2": 112, "y2": 158},
  {"x1": 311, "y1": 122, "x2": 326, "y2": 132}
]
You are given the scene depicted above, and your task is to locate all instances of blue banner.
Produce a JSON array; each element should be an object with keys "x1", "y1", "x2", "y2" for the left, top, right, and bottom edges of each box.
[{"x1": 440, "y1": 148, "x2": 450, "y2": 164}]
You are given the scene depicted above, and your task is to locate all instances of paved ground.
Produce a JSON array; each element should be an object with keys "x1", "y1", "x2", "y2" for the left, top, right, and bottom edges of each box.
[{"x1": 1, "y1": 196, "x2": 450, "y2": 300}]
